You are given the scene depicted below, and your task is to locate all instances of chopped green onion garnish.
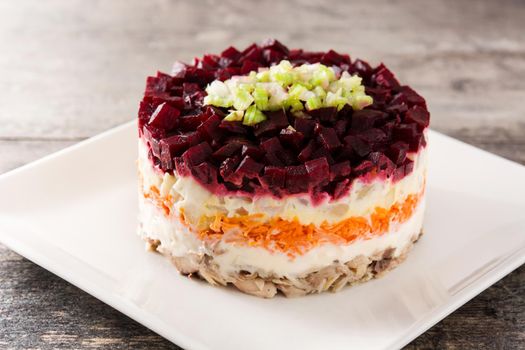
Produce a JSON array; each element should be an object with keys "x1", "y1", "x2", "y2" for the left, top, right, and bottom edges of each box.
[
  {"x1": 243, "y1": 105, "x2": 267, "y2": 126},
  {"x1": 224, "y1": 110, "x2": 244, "y2": 122},
  {"x1": 203, "y1": 60, "x2": 373, "y2": 125}
]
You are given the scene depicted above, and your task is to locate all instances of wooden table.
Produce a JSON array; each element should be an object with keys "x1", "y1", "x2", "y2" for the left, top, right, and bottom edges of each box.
[{"x1": 1, "y1": 0, "x2": 523, "y2": 348}]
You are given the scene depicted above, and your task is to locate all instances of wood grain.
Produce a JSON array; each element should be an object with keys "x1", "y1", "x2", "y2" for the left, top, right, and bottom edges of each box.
[{"x1": 0, "y1": 0, "x2": 523, "y2": 349}]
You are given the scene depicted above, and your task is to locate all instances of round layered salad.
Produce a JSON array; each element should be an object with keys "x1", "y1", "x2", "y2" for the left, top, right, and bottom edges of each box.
[{"x1": 137, "y1": 39, "x2": 430, "y2": 298}]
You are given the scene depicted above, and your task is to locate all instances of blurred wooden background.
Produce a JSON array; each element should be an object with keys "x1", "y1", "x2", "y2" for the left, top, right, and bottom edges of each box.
[{"x1": 0, "y1": 0, "x2": 523, "y2": 349}]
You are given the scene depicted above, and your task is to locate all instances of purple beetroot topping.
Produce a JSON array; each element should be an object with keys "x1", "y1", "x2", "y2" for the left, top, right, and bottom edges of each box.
[{"x1": 137, "y1": 40, "x2": 430, "y2": 200}]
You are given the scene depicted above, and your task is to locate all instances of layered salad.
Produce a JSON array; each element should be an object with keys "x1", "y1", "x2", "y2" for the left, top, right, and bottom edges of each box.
[{"x1": 137, "y1": 40, "x2": 430, "y2": 298}]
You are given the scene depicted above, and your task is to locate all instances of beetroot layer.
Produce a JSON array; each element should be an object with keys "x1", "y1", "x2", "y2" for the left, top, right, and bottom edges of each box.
[{"x1": 137, "y1": 39, "x2": 430, "y2": 201}]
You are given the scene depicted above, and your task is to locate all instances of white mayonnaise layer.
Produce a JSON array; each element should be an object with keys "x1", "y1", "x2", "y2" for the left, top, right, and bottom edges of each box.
[
  {"x1": 138, "y1": 139, "x2": 427, "y2": 226},
  {"x1": 138, "y1": 191, "x2": 204, "y2": 257},
  {"x1": 138, "y1": 195, "x2": 425, "y2": 278}
]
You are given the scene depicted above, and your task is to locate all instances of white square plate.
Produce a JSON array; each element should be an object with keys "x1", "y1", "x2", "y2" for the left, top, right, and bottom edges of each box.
[{"x1": 0, "y1": 122, "x2": 524, "y2": 350}]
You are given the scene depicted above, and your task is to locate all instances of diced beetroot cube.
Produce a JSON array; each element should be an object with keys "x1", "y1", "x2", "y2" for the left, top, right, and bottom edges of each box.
[
  {"x1": 308, "y1": 107, "x2": 338, "y2": 123},
  {"x1": 219, "y1": 156, "x2": 242, "y2": 185},
  {"x1": 351, "y1": 109, "x2": 388, "y2": 131},
  {"x1": 344, "y1": 135, "x2": 371, "y2": 157},
  {"x1": 386, "y1": 141, "x2": 408, "y2": 165},
  {"x1": 264, "y1": 148, "x2": 284, "y2": 166},
  {"x1": 408, "y1": 133, "x2": 425, "y2": 152},
  {"x1": 360, "y1": 128, "x2": 387, "y2": 148},
  {"x1": 353, "y1": 160, "x2": 375, "y2": 177},
  {"x1": 352, "y1": 59, "x2": 373, "y2": 79},
  {"x1": 298, "y1": 140, "x2": 316, "y2": 162},
  {"x1": 151, "y1": 94, "x2": 185, "y2": 110},
  {"x1": 201, "y1": 54, "x2": 220, "y2": 69},
  {"x1": 334, "y1": 119, "x2": 348, "y2": 138},
  {"x1": 219, "y1": 120, "x2": 248, "y2": 135},
  {"x1": 260, "y1": 39, "x2": 290, "y2": 55},
  {"x1": 241, "y1": 144, "x2": 265, "y2": 160},
  {"x1": 186, "y1": 90, "x2": 207, "y2": 108},
  {"x1": 259, "y1": 166, "x2": 286, "y2": 189},
  {"x1": 393, "y1": 124, "x2": 418, "y2": 143},
  {"x1": 185, "y1": 131, "x2": 201, "y2": 147},
  {"x1": 261, "y1": 141, "x2": 295, "y2": 166},
  {"x1": 405, "y1": 106, "x2": 430, "y2": 130},
  {"x1": 333, "y1": 179, "x2": 351, "y2": 199},
  {"x1": 170, "y1": 85, "x2": 183, "y2": 96},
  {"x1": 184, "y1": 67, "x2": 215, "y2": 86},
  {"x1": 221, "y1": 46, "x2": 241, "y2": 60},
  {"x1": 182, "y1": 142, "x2": 212, "y2": 166},
  {"x1": 263, "y1": 49, "x2": 285, "y2": 65},
  {"x1": 236, "y1": 156, "x2": 264, "y2": 179},
  {"x1": 259, "y1": 134, "x2": 283, "y2": 153},
  {"x1": 145, "y1": 75, "x2": 169, "y2": 96},
  {"x1": 330, "y1": 161, "x2": 352, "y2": 181},
  {"x1": 317, "y1": 126, "x2": 342, "y2": 151},
  {"x1": 182, "y1": 82, "x2": 200, "y2": 97},
  {"x1": 392, "y1": 86, "x2": 427, "y2": 108},
  {"x1": 159, "y1": 133, "x2": 193, "y2": 163},
  {"x1": 240, "y1": 60, "x2": 260, "y2": 75},
  {"x1": 215, "y1": 68, "x2": 237, "y2": 81},
  {"x1": 212, "y1": 143, "x2": 242, "y2": 160},
  {"x1": 142, "y1": 125, "x2": 163, "y2": 157},
  {"x1": 197, "y1": 113, "x2": 222, "y2": 140},
  {"x1": 381, "y1": 120, "x2": 398, "y2": 140},
  {"x1": 191, "y1": 162, "x2": 218, "y2": 185},
  {"x1": 279, "y1": 129, "x2": 305, "y2": 150},
  {"x1": 239, "y1": 44, "x2": 262, "y2": 64},
  {"x1": 369, "y1": 152, "x2": 395, "y2": 176},
  {"x1": 373, "y1": 64, "x2": 400, "y2": 89},
  {"x1": 393, "y1": 159, "x2": 415, "y2": 181},
  {"x1": 302, "y1": 51, "x2": 324, "y2": 64},
  {"x1": 385, "y1": 103, "x2": 408, "y2": 116},
  {"x1": 138, "y1": 97, "x2": 157, "y2": 128},
  {"x1": 320, "y1": 49, "x2": 345, "y2": 65},
  {"x1": 365, "y1": 87, "x2": 392, "y2": 106},
  {"x1": 254, "y1": 110, "x2": 289, "y2": 137},
  {"x1": 205, "y1": 105, "x2": 227, "y2": 119},
  {"x1": 294, "y1": 118, "x2": 317, "y2": 138},
  {"x1": 179, "y1": 113, "x2": 208, "y2": 130},
  {"x1": 305, "y1": 157, "x2": 329, "y2": 186},
  {"x1": 311, "y1": 147, "x2": 335, "y2": 165},
  {"x1": 285, "y1": 165, "x2": 309, "y2": 193},
  {"x1": 148, "y1": 102, "x2": 180, "y2": 130},
  {"x1": 267, "y1": 109, "x2": 290, "y2": 128},
  {"x1": 279, "y1": 149, "x2": 296, "y2": 166},
  {"x1": 225, "y1": 136, "x2": 252, "y2": 148}
]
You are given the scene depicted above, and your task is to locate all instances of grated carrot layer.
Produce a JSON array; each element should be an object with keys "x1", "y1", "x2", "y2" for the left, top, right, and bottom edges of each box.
[
  {"x1": 190, "y1": 193, "x2": 422, "y2": 258},
  {"x1": 141, "y1": 177, "x2": 422, "y2": 258}
]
